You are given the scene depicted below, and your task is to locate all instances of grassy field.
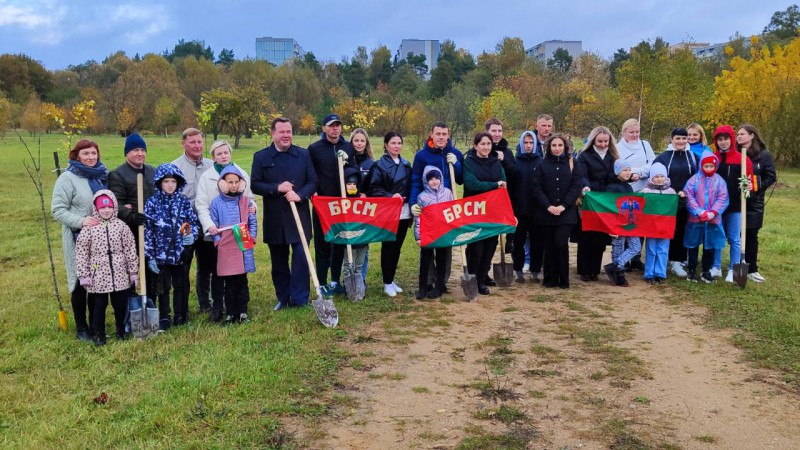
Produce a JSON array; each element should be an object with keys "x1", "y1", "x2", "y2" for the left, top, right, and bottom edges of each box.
[{"x1": 0, "y1": 132, "x2": 798, "y2": 448}]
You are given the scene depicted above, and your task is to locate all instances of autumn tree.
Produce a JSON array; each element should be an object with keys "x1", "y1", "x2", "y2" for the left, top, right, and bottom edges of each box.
[
  {"x1": 165, "y1": 39, "x2": 214, "y2": 62},
  {"x1": 367, "y1": 45, "x2": 394, "y2": 88},
  {"x1": 763, "y1": 4, "x2": 800, "y2": 41},
  {"x1": 200, "y1": 84, "x2": 273, "y2": 148},
  {"x1": 547, "y1": 48, "x2": 573, "y2": 72},
  {"x1": 471, "y1": 87, "x2": 524, "y2": 133},
  {"x1": 176, "y1": 56, "x2": 222, "y2": 107}
]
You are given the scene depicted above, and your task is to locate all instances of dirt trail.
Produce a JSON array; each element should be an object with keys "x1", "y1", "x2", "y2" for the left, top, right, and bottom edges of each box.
[{"x1": 302, "y1": 249, "x2": 799, "y2": 449}]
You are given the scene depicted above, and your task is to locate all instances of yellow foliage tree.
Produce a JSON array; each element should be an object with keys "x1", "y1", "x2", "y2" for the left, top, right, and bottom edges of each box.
[
  {"x1": 334, "y1": 97, "x2": 387, "y2": 133},
  {"x1": 470, "y1": 87, "x2": 523, "y2": 133},
  {"x1": 709, "y1": 37, "x2": 800, "y2": 164},
  {"x1": 299, "y1": 112, "x2": 317, "y2": 135}
]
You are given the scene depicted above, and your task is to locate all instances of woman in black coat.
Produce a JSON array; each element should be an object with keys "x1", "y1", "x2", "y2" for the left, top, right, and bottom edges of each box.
[
  {"x1": 737, "y1": 124, "x2": 777, "y2": 283},
  {"x1": 510, "y1": 131, "x2": 542, "y2": 282},
  {"x1": 463, "y1": 132, "x2": 507, "y2": 295},
  {"x1": 531, "y1": 134, "x2": 585, "y2": 289},
  {"x1": 365, "y1": 131, "x2": 413, "y2": 297},
  {"x1": 575, "y1": 126, "x2": 619, "y2": 282}
]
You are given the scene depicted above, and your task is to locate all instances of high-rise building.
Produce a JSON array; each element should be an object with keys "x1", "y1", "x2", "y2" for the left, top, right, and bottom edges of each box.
[
  {"x1": 395, "y1": 39, "x2": 440, "y2": 78},
  {"x1": 525, "y1": 40, "x2": 582, "y2": 62},
  {"x1": 255, "y1": 37, "x2": 305, "y2": 66}
]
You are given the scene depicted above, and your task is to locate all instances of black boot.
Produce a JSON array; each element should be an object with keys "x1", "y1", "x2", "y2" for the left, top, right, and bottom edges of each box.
[{"x1": 92, "y1": 332, "x2": 107, "y2": 346}]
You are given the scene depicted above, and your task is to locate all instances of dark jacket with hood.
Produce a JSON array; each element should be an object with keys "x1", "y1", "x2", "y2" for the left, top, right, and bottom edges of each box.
[
  {"x1": 410, "y1": 137, "x2": 464, "y2": 206},
  {"x1": 144, "y1": 164, "x2": 199, "y2": 266},
  {"x1": 510, "y1": 131, "x2": 541, "y2": 218},
  {"x1": 653, "y1": 144, "x2": 699, "y2": 193},
  {"x1": 463, "y1": 149, "x2": 506, "y2": 198},
  {"x1": 308, "y1": 133, "x2": 355, "y2": 197},
  {"x1": 531, "y1": 145, "x2": 584, "y2": 226},
  {"x1": 713, "y1": 125, "x2": 753, "y2": 214},
  {"x1": 108, "y1": 161, "x2": 156, "y2": 232}
]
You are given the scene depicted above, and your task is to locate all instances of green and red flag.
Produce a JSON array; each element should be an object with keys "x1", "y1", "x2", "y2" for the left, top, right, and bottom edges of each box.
[
  {"x1": 581, "y1": 192, "x2": 678, "y2": 238},
  {"x1": 311, "y1": 196, "x2": 403, "y2": 245},
  {"x1": 419, "y1": 189, "x2": 517, "y2": 248}
]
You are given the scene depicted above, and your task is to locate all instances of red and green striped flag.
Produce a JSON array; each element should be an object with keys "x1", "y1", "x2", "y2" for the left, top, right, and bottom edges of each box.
[
  {"x1": 311, "y1": 196, "x2": 403, "y2": 245},
  {"x1": 419, "y1": 189, "x2": 517, "y2": 248},
  {"x1": 582, "y1": 192, "x2": 678, "y2": 238}
]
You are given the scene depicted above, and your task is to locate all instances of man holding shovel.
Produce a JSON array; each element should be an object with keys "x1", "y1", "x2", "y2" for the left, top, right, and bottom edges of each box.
[{"x1": 251, "y1": 117, "x2": 319, "y2": 311}]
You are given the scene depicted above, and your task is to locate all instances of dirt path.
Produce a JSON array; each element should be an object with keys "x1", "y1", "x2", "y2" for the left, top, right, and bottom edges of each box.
[{"x1": 300, "y1": 248, "x2": 799, "y2": 449}]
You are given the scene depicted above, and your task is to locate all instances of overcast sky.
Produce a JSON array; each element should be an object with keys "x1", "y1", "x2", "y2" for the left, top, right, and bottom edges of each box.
[{"x1": 0, "y1": 0, "x2": 792, "y2": 70}]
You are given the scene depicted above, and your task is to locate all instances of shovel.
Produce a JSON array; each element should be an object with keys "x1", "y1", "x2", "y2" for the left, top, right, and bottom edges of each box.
[
  {"x1": 337, "y1": 158, "x2": 365, "y2": 301},
  {"x1": 128, "y1": 173, "x2": 160, "y2": 339},
  {"x1": 289, "y1": 201, "x2": 339, "y2": 327},
  {"x1": 449, "y1": 162, "x2": 479, "y2": 302},
  {"x1": 493, "y1": 234, "x2": 515, "y2": 288},
  {"x1": 733, "y1": 148, "x2": 749, "y2": 288}
]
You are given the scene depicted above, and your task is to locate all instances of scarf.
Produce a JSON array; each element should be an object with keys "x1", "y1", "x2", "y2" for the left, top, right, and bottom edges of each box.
[
  {"x1": 214, "y1": 162, "x2": 232, "y2": 174},
  {"x1": 593, "y1": 145, "x2": 608, "y2": 159},
  {"x1": 67, "y1": 160, "x2": 109, "y2": 193}
]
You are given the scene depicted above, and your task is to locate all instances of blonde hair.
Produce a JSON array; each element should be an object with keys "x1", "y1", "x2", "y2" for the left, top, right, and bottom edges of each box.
[
  {"x1": 687, "y1": 123, "x2": 707, "y2": 146},
  {"x1": 349, "y1": 128, "x2": 375, "y2": 160},
  {"x1": 210, "y1": 140, "x2": 232, "y2": 157},
  {"x1": 619, "y1": 118, "x2": 640, "y2": 142},
  {"x1": 586, "y1": 126, "x2": 619, "y2": 160}
]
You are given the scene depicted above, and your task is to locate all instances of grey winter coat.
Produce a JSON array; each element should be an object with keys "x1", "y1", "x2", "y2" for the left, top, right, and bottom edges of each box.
[{"x1": 51, "y1": 170, "x2": 95, "y2": 292}]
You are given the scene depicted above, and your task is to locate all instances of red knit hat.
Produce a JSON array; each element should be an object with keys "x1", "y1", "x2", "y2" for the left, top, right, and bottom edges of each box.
[{"x1": 94, "y1": 194, "x2": 113, "y2": 210}]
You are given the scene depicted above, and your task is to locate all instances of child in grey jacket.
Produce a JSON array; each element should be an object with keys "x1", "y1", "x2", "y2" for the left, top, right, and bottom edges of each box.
[{"x1": 413, "y1": 166, "x2": 455, "y2": 299}]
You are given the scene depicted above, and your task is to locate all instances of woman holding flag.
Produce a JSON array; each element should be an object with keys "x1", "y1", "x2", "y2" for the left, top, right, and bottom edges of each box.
[
  {"x1": 365, "y1": 132, "x2": 413, "y2": 297},
  {"x1": 531, "y1": 134, "x2": 585, "y2": 289},
  {"x1": 463, "y1": 132, "x2": 507, "y2": 295}
]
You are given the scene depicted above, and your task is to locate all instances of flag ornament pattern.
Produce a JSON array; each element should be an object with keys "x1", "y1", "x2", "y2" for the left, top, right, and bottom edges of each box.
[
  {"x1": 419, "y1": 189, "x2": 517, "y2": 248},
  {"x1": 582, "y1": 192, "x2": 678, "y2": 239},
  {"x1": 311, "y1": 196, "x2": 403, "y2": 245}
]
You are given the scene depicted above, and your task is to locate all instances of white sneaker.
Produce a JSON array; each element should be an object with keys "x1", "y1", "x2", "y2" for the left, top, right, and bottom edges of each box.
[
  {"x1": 522, "y1": 263, "x2": 530, "y2": 273},
  {"x1": 710, "y1": 267, "x2": 723, "y2": 278},
  {"x1": 391, "y1": 281, "x2": 403, "y2": 293},
  {"x1": 384, "y1": 284, "x2": 397, "y2": 297},
  {"x1": 725, "y1": 270, "x2": 734, "y2": 283},
  {"x1": 670, "y1": 261, "x2": 687, "y2": 278},
  {"x1": 748, "y1": 272, "x2": 766, "y2": 283}
]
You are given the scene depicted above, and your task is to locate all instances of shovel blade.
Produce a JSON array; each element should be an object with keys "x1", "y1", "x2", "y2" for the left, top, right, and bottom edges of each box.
[
  {"x1": 312, "y1": 297, "x2": 339, "y2": 327},
  {"x1": 343, "y1": 265, "x2": 366, "y2": 302},
  {"x1": 461, "y1": 271, "x2": 479, "y2": 302},
  {"x1": 493, "y1": 262, "x2": 515, "y2": 288},
  {"x1": 733, "y1": 261, "x2": 749, "y2": 288}
]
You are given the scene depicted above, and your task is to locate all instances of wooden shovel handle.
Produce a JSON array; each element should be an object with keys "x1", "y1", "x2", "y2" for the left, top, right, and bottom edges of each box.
[
  {"x1": 289, "y1": 201, "x2": 321, "y2": 291},
  {"x1": 137, "y1": 173, "x2": 146, "y2": 297},
  {"x1": 336, "y1": 157, "x2": 356, "y2": 264}
]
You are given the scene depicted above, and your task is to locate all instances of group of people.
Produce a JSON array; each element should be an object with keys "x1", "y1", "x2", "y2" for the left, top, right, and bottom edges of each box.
[{"x1": 51, "y1": 112, "x2": 776, "y2": 345}]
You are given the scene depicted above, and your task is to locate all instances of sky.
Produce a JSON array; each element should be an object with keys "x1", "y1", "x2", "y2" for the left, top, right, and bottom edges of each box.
[{"x1": 0, "y1": 0, "x2": 792, "y2": 70}]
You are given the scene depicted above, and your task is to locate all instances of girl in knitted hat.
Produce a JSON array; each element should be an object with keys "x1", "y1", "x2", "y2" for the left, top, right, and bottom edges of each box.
[
  {"x1": 74, "y1": 190, "x2": 138, "y2": 345},
  {"x1": 683, "y1": 151, "x2": 729, "y2": 283},
  {"x1": 641, "y1": 163, "x2": 677, "y2": 283}
]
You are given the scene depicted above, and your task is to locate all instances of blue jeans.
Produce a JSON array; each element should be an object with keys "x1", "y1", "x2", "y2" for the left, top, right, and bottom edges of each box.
[
  {"x1": 712, "y1": 212, "x2": 742, "y2": 270},
  {"x1": 361, "y1": 249, "x2": 369, "y2": 282},
  {"x1": 612, "y1": 236, "x2": 642, "y2": 269}
]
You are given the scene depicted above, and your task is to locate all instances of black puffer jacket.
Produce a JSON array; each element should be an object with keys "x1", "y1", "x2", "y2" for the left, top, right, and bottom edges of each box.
[
  {"x1": 308, "y1": 134, "x2": 356, "y2": 196},
  {"x1": 531, "y1": 152, "x2": 584, "y2": 226},
  {"x1": 365, "y1": 153, "x2": 412, "y2": 200},
  {"x1": 746, "y1": 148, "x2": 777, "y2": 229},
  {"x1": 108, "y1": 162, "x2": 156, "y2": 231}
]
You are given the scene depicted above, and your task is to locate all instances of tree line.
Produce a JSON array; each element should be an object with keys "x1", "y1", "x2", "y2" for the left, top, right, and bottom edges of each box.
[{"x1": 2, "y1": 5, "x2": 800, "y2": 165}]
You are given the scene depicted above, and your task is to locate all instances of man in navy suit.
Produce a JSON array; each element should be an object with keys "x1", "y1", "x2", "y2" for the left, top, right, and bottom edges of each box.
[{"x1": 251, "y1": 117, "x2": 319, "y2": 310}]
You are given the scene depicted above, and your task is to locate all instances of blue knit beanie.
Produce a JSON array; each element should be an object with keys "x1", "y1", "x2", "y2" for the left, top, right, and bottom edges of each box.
[
  {"x1": 124, "y1": 133, "x2": 147, "y2": 155},
  {"x1": 613, "y1": 159, "x2": 632, "y2": 175}
]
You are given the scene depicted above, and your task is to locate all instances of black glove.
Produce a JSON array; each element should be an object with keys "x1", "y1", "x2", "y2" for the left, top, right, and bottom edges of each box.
[{"x1": 134, "y1": 212, "x2": 147, "y2": 226}]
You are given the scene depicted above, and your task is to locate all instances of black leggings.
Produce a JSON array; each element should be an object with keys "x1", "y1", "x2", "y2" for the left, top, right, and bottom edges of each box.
[
  {"x1": 419, "y1": 248, "x2": 448, "y2": 290},
  {"x1": 71, "y1": 284, "x2": 92, "y2": 333},
  {"x1": 223, "y1": 274, "x2": 250, "y2": 317},
  {"x1": 381, "y1": 218, "x2": 411, "y2": 284},
  {"x1": 90, "y1": 290, "x2": 127, "y2": 337}
]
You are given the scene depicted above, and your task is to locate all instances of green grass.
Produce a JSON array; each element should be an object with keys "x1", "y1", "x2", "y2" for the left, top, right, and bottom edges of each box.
[
  {"x1": 666, "y1": 169, "x2": 800, "y2": 384},
  {"x1": 0, "y1": 133, "x2": 423, "y2": 447}
]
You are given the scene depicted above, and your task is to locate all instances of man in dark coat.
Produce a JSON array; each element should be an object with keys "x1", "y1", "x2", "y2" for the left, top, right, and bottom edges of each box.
[
  {"x1": 307, "y1": 113, "x2": 355, "y2": 295},
  {"x1": 108, "y1": 133, "x2": 155, "y2": 242},
  {"x1": 251, "y1": 117, "x2": 319, "y2": 310}
]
